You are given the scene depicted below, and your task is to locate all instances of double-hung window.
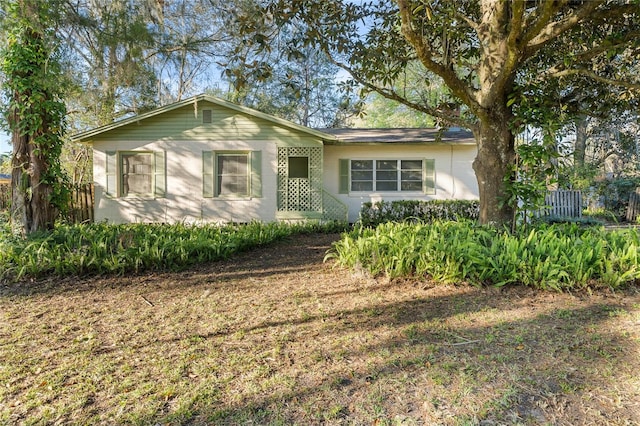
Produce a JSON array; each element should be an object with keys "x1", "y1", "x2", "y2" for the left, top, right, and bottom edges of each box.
[
  {"x1": 203, "y1": 150, "x2": 262, "y2": 198},
  {"x1": 340, "y1": 158, "x2": 435, "y2": 194},
  {"x1": 105, "y1": 151, "x2": 166, "y2": 198},
  {"x1": 217, "y1": 153, "x2": 249, "y2": 197},
  {"x1": 121, "y1": 152, "x2": 153, "y2": 196}
]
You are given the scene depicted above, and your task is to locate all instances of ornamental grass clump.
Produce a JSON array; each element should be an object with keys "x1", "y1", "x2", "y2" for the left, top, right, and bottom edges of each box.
[
  {"x1": 327, "y1": 221, "x2": 640, "y2": 290},
  {"x1": 0, "y1": 221, "x2": 347, "y2": 282}
]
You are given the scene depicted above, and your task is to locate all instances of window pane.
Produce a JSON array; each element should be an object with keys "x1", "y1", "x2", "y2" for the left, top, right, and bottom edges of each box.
[
  {"x1": 235, "y1": 176, "x2": 248, "y2": 194},
  {"x1": 351, "y1": 170, "x2": 373, "y2": 181},
  {"x1": 401, "y1": 181, "x2": 423, "y2": 191},
  {"x1": 351, "y1": 160, "x2": 373, "y2": 170},
  {"x1": 401, "y1": 160, "x2": 423, "y2": 192},
  {"x1": 220, "y1": 175, "x2": 248, "y2": 195},
  {"x1": 288, "y1": 157, "x2": 309, "y2": 178},
  {"x1": 351, "y1": 181, "x2": 373, "y2": 191},
  {"x1": 122, "y1": 153, "x2": 152, "y2": 196},
  {"x1": 376, "y1": 181, "x2": 398, "y2": 191},
  {"x1": 217, "y1": 154, "x2": 248, "y2": 196},
  {"x1": 375, "y1": 160, "x2": 398, "y2": 192},
  {"x1": 376, "y1": 160, "x2": 397, "y2": 170},
  {"x1": 351, "y1": 160, "x2": 373, "y2": 192},
  {"x1": 401, "y1": 160, "x2": 422, "y2": 170},
  {"x1": 219, "y1": 155, "x2": 246, "y2": 175},
  {"x1": 376, "y1": 170, "x2": 396, "y2": 181},
  {"x1": 401, "y1": 170, "x2": 422, "y2": 181}
]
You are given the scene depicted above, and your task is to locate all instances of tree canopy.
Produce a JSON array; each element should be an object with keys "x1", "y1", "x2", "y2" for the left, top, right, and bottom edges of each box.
[
  {"x1": 258, "y1": 0, "x2": 640, "y2": 225},
  {"x1": 2, "y1": 0, "x2": 639, "y2": 229}
]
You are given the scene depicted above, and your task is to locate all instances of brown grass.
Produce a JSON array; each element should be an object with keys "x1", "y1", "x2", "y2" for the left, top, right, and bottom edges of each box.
[{"x1": 1, "y1": 233, "x2": 640, "y2": 425}]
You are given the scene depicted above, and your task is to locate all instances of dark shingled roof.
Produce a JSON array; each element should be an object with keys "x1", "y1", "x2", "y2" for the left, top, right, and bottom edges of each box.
[{"x1": 318, "y1": 128, "x2": 476, "y2": 145}]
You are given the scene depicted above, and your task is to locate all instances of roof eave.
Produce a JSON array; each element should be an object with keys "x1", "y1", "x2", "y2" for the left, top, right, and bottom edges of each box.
[{"x1": 323, "y1": 140, "x2": 477, "y2": 146}]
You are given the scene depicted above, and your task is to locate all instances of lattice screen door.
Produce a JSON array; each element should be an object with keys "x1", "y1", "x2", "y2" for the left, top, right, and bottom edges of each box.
[{"x1": 277, "y1": 147, "x2": 322, "y2": 212}]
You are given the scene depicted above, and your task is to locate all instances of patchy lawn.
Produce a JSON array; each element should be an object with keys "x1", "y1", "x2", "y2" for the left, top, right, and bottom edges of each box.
[{"x1": 1, "y1": 233, "x2": 639, "y2": 425}]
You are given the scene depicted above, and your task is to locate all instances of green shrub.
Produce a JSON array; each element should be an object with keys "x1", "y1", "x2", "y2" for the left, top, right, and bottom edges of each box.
[
  {"x1": 581, "y1": 208, "x2": 618, "y2": 224},
  {"x1": 0, "y1": 220, "x2": 349, "y2": 282},
  {"x1": 326, "y1": 221, "x2": 640, "y2": 291},
  {"x1": 593, "y1": 177, "x2": 640, "y2": 221},
  {"x1": 358, "y1": 200, "x2": 479, "y2": 227},
  {"x1": 534, "y1": 215, "x2": 605, "y2": 226}
]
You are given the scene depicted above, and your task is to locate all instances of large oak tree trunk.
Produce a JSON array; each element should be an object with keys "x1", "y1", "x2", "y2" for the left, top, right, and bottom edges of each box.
[
  {"x1": 472, "y1": 109, "x2": 516, "y2": 226},
  {"x1": 10, "y1": 100, "x2": 58, "y2": 234},
  {"x1": 7, "y1": 21, "x2": 61, "y2": 235},
  {"x1": 10, "y1": 120, "x2": 29, "y2": 230}
]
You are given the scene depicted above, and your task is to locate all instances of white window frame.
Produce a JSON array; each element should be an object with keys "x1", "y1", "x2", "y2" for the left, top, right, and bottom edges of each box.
[{"x1": 349, "y1": 159, "x2": 424, "y2": 193}]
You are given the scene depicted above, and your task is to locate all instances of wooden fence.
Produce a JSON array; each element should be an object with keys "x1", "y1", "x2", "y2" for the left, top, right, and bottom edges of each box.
[
  {"x1": 68, "y1": 183, "x2": 94, "y2": 223},
  {"x1": 540, "y1": 190, "x2": 583, "y2": 218},
  {"x1": 626, "y1": 188, "x2": 640, "y2": 222},
  {"x1": 0, "y1": 182, "x2": 94, "y2": 223},
  {"x1": 0, "y1": 183, "x2": 9, "y2": 210}
]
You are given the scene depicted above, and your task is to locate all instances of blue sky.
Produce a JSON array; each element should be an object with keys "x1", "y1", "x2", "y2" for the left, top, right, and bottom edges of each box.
[{"x1": 0, "y1": 132, "x2": 10, "y2": 154}]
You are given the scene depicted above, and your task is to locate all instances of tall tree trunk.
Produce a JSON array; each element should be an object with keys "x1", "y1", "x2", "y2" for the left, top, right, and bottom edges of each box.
[
  {"x1": 10, "y1": 113, "x2": 30, "y2": 230},
  {"x1": 27, "y1": 128, "x2": 57, "y2": 233},
  {"x1": 4, "y1": 6, "x2": 66, "y2": 235},
  {"x1": 472, "y1": 109, "x2": 516, "y2": 226},
  {"x1": 574, "y1": 116, "x2": 587, "y2": 169},
  {"x1": 10, "y1": 93, "x2": 58, "y2": 234}
]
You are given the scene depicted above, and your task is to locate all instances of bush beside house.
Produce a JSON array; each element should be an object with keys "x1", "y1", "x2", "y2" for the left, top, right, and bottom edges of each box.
[{"x1": 359, "y1": 199, "x2": 479, "y2": 227}]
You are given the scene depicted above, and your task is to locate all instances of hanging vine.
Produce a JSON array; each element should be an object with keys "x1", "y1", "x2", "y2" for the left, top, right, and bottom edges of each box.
[{"x1": 0, "y1": 0, "x2": 69, "y2": 234}]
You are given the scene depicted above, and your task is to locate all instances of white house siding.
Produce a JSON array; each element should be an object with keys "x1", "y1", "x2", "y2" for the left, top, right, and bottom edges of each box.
[
  {"x1": 323, "y1": 144, "x2": 479, "y2": 223},
  {"x1": 90, "y1": 101, "x2": 322, "y2": 224}
]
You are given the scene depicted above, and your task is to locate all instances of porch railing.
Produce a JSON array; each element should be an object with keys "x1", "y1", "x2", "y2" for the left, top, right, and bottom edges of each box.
[{"x1": 322, "y1": 189, "x2": 348, "y2": 223}]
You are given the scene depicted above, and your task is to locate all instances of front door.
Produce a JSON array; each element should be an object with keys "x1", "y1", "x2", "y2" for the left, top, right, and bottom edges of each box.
[{"x1": 277, "y1": 146, "x2": 322, "y2": 213}]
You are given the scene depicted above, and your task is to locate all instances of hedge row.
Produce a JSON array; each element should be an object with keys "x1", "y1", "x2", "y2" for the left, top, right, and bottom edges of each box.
[{"x1": 359, "y1": 199, "x2": 479, "y2": 226}]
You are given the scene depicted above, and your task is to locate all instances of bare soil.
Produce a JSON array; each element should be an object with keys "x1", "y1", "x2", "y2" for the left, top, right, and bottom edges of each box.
[{"x1": 1, "y1": 232, "x2": 640, "y2": 425}]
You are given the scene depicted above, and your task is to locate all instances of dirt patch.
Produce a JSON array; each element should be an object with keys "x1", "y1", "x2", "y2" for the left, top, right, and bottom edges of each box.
[{"x1": 2, "y1": 233, "x2": 640, "y2": 425}]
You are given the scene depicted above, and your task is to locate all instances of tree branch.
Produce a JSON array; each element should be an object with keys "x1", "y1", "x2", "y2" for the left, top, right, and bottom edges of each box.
[
  {"x1": 507, "y1": 0, "x2": 526, "y2": 49},
  {"x1": 543, "y1": 29, "x2": 640, "y2": 78},
  {"x1": 453, "y1": 9, "x2": 480, "y2": 33},
  {"x1": 395, "y1": 0, "x2": 480, "y2": 112},
  {"x1": 328, "y1": 55, "x2": 475, "y2": 130},
  {"x1": 521, "y1": 0, "x2": 569, "y2": 47},
  {"x1": 550, "y1": 68, "x2": 640, "y2": 91},
  {"x1": 524, "y1": 1, "x2": 606, "y2": 55}
]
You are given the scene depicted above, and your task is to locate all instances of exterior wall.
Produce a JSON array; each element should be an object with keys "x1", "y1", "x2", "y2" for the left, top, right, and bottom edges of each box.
[
  {"x1": 323, "y1": 144, "x2": 479, "y2": 222},
  {"x1": 91, "y1": 101, "x2": 322, "y2": 224}
]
